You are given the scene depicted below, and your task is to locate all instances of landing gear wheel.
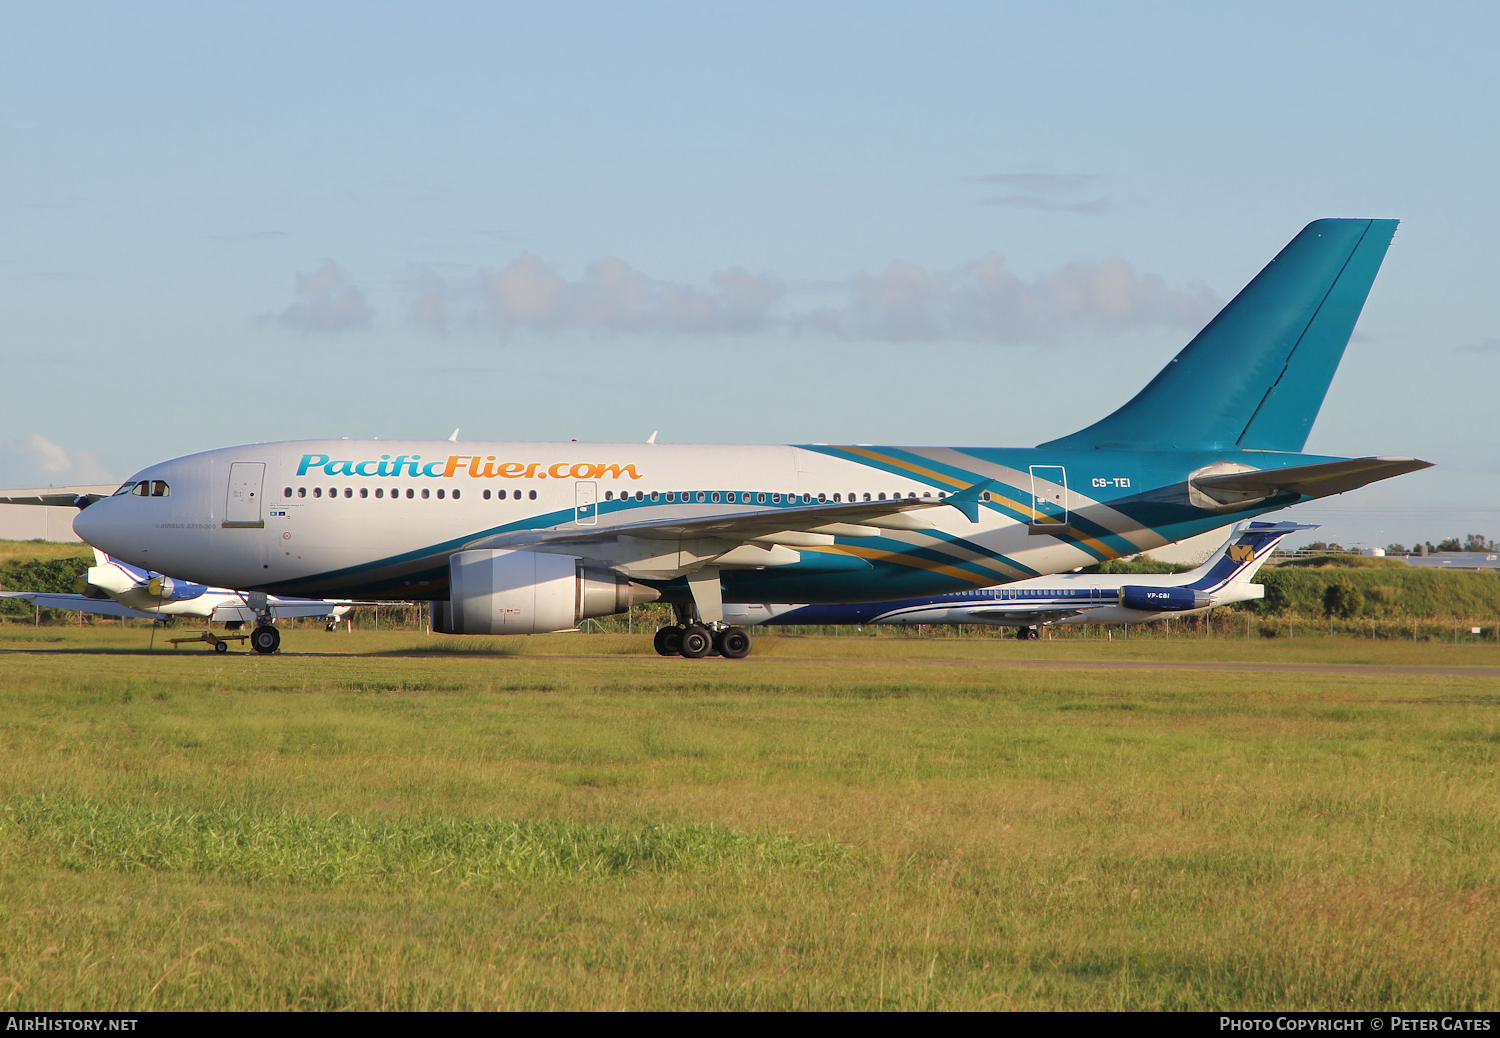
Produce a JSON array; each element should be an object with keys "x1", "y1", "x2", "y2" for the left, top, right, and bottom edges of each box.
[
  {"x1": 214, "y1": 640, "x2": 229, "y2": 653},
  {"x1": 653, "y1": 625, "x2": 684, "y2": 656},
  {"x1": 325, "y1": 621, "x2": 337, "y2": 632},
  {"x1": 251, "y1": 624, "x2": 281, "y2": 654},
  {"x1": 715, "y1": 626, "x2": 752, "y2": 659},
  {"x1": 1027, "y1": 627, "x2": 1042, "y2": 641},
  {"x1": 679, "y1": 625, "x2": 713, "y2": 659}
]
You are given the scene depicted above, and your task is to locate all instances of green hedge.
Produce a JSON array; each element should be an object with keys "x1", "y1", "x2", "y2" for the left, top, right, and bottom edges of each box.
[
  {"x1": 1243, "y1": 564, "x2": 1500, "y2": 619},
  {"x1": 0, "y1": 557, "x2": 92, "y2": 620}
]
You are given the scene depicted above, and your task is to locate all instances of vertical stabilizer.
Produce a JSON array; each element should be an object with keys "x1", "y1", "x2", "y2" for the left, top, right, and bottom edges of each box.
[
  {"x1": 1182, "y1": 521, "x2": 1317, "y2": 592},
  {"x1": 1040, "y1": 219, "x2": 1397, "y2": 452}
]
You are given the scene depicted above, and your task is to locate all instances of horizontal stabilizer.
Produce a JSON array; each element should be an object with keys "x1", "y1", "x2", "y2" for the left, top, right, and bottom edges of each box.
[{"x1": 1192, "y1": 456, "x2": 1431, "y2": 502}]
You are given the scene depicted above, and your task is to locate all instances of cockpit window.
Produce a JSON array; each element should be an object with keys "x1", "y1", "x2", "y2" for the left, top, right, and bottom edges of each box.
[
  {"x1": 112, "y1": 482, "x2": 137, "y2": 496},
  {"x1": 150, "y1": 481, "x2": 170, "y2": 497}
]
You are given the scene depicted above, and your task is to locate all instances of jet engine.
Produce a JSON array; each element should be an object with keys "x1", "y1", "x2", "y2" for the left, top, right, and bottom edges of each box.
[
  {"x1": 1118, "y1": 586, "x2": 1212, "y2": 612},
  {"x1": 432, "y1": 549, "x2": 660, "y2": 635}
]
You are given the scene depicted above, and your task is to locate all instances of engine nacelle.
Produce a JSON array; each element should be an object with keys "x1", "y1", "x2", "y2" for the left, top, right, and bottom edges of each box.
[
  {"x1": 434, "y1": 549, "x2": 659, "y2": 635},
  {"x1": 1118, "y1": 585, "x2": 1212, "y2": 612}
]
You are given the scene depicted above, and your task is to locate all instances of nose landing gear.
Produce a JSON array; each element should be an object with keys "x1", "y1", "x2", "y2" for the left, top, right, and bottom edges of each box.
[{"x1": 250, "y1": 624, "x2": 281, "y2": 654}]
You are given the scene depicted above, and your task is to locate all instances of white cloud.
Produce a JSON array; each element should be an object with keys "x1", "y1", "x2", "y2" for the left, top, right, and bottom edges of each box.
[
  {"x1": 482, "y1": 254, "x2": 784, "y2": 335},
  {"x1": 0, "y1": 433, "x2": 113, "y2": 487},
  {"x1": 417, "y1": 251, "x2": 1218, "y2": 345},
  {"x1": 278, "y1": 261, "x2": 372, "y2": 333}
]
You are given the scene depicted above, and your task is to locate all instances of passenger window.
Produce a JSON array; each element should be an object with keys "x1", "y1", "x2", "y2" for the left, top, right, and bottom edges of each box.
[
  {"x1": 923, "y1": 492, "x2": 931, "y2": 498},
  {"x1": 696, "y1": 492, "x2": 706, "y2": 502},
  {"x1": 422, "y1": 489, "x2": 430, "y2": 499},
  {"x1": 452, "y1": 489, "x2": 460, "y2": 500},
  {"x1": 528, "y1": 490, "x2": 536, "y2": 500},
  {"x1": 283, "y1": 487, "x2": 292, "y2": 498},
  {"x1": 877, "y1": 493, "x2": 886, "y2": 501},
  {"x1": 406, "y1": 489, "x2": 414, "y2": 499},
  {"x1": 863, "y1": 493, "x2": 871, "y2": 501},
  {"x1": 376, "y1": 488, "x2": 384, "y2": 499},
  {"x1": 314, "y1": 487, "x2": 322, "y2": 498},
  {"x1": 636, "y1": 491, "x2": 645, "y2": 501},
  {"x1": 483, "y1": 489, "x2": 491, "y2": 500},
  {"x1": 343, "y1": 488, "x2": 352, "y2": 498},
  {"x1": 711, "y1": 492, "x2": 720, "y2": 503},
  {"x1": 298, "y1": 487, "x2": 306, "y2": 498},
  {"x1": 757, "y1": 493, "x2": 766, "y2": 503},
  {"x1": 817, "y1": 493, "x2": 826, "y2": 503},
  {"x1": 725, "y1": 492, "x2": 735, "y2": 503},
  {"x1": 832, "y1": 494, "x2": 840, "y2": 502},
  {"x1": 360, "y1": 488, "x2": 368, "y2": 499},
  {"x1": 772, "y1": 494, "x2": 781, "y2": 503},
  {"x1": 605, "y1": 491, "x2": 613, "y2": 501},
  {"x1": 802, "y1": 494, "x2": 811, "y2": 503}
]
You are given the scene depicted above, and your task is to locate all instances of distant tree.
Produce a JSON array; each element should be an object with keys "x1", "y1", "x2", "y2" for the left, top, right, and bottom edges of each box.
[
  {"x1": 1322, "y1": 579, "x2": 1364, "y2": 619},
  {"x1": 1463, "y1": 534, "x2": 1498, "y2": 552},
  {"x1": 1255, "y1": 573, "x2": 1291, "y2": 614},
  {"x1": 1385, "y1": 544, "x2": 1408, "y2": 555}
]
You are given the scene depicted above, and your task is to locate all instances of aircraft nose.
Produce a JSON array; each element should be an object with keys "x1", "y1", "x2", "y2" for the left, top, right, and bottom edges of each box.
[{"x1": 71, "y1": 501, "x2": 108, "y2": 546}]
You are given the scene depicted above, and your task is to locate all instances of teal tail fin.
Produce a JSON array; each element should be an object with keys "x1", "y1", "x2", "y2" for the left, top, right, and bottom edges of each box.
[{"x1": 1040, "y1": 218, "x2": 1398, "y2": 453}]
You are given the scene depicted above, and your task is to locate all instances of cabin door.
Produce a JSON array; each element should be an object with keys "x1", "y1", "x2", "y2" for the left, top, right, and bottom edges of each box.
[
  {"x1": 224, "y1": 462, "x2": 266, "y2": 528},
  {"x1": 575, "y1": 481, "x2": 598, "y2": 525},
  {"x1": 1029, "y1": 466, "x2": 1068, "y2": 528}
]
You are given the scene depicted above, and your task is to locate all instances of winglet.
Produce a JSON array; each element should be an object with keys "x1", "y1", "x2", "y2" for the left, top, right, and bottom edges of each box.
[
  {"x1": 448, "y1": 428, "x2": 460, "y2": 442},
  {"x1": 946, "y1": 479, "x2": 999, "y2": 524}
]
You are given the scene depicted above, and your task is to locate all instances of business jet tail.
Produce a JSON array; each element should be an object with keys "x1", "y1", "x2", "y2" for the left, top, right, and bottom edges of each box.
[
  {"x1": 1040, "y1": 219, "x2": 1398, "y2": 453},
  {"x1": 1179, "y1": 521, "x2": 1317, "y2": 594}
]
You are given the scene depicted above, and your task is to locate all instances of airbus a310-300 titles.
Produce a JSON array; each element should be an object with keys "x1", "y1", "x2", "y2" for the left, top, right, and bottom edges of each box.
[
  {"x1": 36, "y1": 220, "x2": 1429, "y2": 658},
  {"x1": 722, "y1": 521, "x2": 1310, "y2": 640}
]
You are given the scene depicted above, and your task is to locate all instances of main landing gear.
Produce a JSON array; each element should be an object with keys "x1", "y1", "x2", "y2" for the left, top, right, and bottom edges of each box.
[
  {"x1": 1014, "y1": 625, "x2": 1042, "y2": 641},
  {"x1": 653, "y1": 623, "x2": 753, "y2": 659}
]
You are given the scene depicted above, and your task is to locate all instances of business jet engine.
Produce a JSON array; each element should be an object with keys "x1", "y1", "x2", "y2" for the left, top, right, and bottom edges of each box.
[
  {"x1": 1117, "y1": 586, "x2": 1213, "y2": 612},
  {"x1": 432, "y1": 549, "x2": 660, "y2": 635}
]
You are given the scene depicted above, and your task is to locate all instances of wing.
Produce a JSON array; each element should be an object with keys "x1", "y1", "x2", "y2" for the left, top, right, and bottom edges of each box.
[
  {"x1": 963, "y1": 605, "x2": 1095, "y2": 625},
  {"x1": 212, "y1": 597, "x2": 388, "y2": 622},
  {"x1": 0, "y1": 484, "x2": 120, "y2": 508},
  {"x1": 0, "y1": 592, "x2": 159, "y2": 619},
  {"x1": 479, "y1": 479, "x2": 996, "y2": 549}
]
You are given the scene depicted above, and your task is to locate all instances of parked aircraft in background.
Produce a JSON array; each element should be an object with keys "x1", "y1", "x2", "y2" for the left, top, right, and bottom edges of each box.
[
  {"x1": 721, "y1": 521, "x2": 1309, "y2": 640},
  {"x1": 7, "y1": 220, "x2": 1430, "y2": 658},
  {"x1": 0, "y1": 550, "x2": 367, "y2": 652}
]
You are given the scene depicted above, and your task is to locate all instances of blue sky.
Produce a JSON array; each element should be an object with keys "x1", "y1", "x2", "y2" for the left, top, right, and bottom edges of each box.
[{"x1": 3, "y1": 2, "x2": 1497, "y2": 548}]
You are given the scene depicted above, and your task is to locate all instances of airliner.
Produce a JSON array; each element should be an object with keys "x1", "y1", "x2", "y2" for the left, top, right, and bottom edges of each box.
[
  {"x1": 722, "y1": 521, "x2": 1308, "y2": 638},
  {"x1": 30, "y1": 219, "x2": 1428, "y2": 658},
  {"x1": 0, "y1": 550, "x2": 365, "y2": 650}
]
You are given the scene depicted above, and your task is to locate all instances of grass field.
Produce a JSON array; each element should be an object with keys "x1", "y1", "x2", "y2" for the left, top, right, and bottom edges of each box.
[{"x1": 2, "y1": 626, "x2": 1497, "y2": 1010}]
